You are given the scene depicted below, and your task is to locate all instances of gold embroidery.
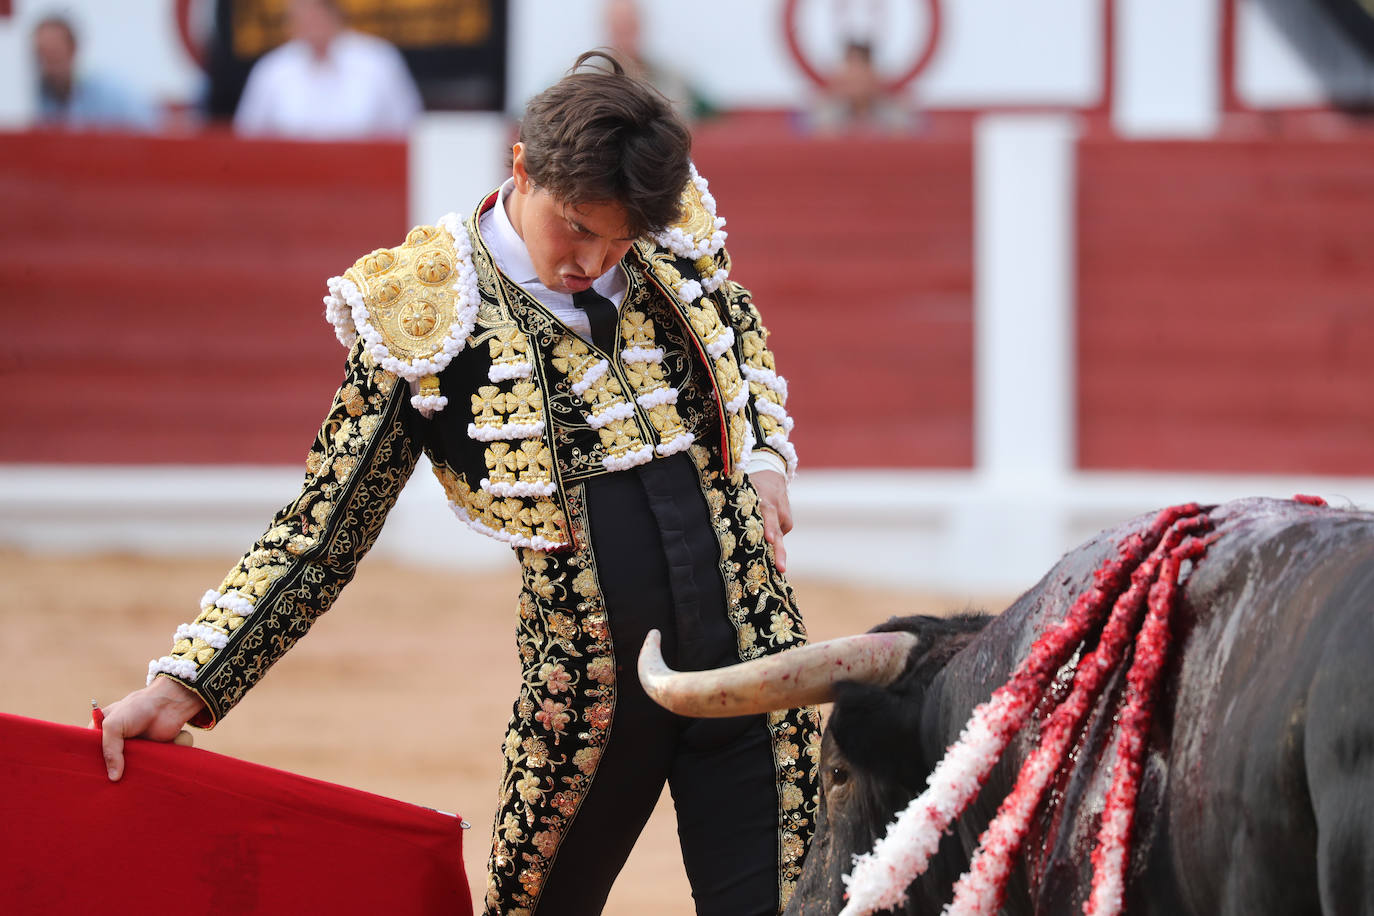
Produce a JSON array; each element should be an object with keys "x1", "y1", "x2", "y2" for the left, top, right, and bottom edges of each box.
[
  {"x1": 597, "y1": 417, "x2": 644, "y2": 459},
  {"x1": 343, "y1": 227, "x2": 460, "y2": 362},
  {"x1": 488, "y1": 326, "x2": 531, "y2": 369},
  {"x1": 485, "y1": 443, "x2": 517, "y2": 484},
  {"x1": 676, "y1": 177, "x2": 718, "y2": 243},
  {"x1": 515, "y1": 441, "x2": 553, "y2": 486},
  {"x1": 471, "y1": 385, "x2": 508, "y2": 429},
  {"x1": 550, "y1": 337, "x2": 598, "y2": 381}
]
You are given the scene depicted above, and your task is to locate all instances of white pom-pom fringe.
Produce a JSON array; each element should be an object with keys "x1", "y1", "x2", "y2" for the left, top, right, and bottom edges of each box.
[
  {"x1": 587, "y1": 401, "x2": 636, "y2": 429},
  {"x1": 636, "y1": 386, "x2": 678, "y2": 410},
  {"x1": 656, "y1": 432, "x2": 695, "y2": 457},
  {"x1": 489, "y1": 361, "x2": 533, "y2": 382},
  {"x1": 754, "y1": 397, "x2": 795, "y2": 432},
  {"x1": 764, "y1": 433, "x2": 799, "y2": 479},
  {"x1": 411, "y1": 393, "x2": 449, "y2": 412},
  {"x1": 467, "y1": 420, "x2": 546, "y2": 442},
  {"x1": 214, "y1": 591, "x2": 255, "y2": 616},
  {"x1": 705, "y1": 327, "x2": 736, "y2": 359},
  {"x1": 724, "y1": 385, "x2": 750, "y2": 415},
  {"x1": 174, "y1": 623, "x2": 229, "y2": 650},
  {"x1": 147, "y1": 656, "x2": 200, "y2": 685},
  {"x1": 621, "y1": 346, "x2": 664, "y2": 364},
  {"x1": 481, "y1": 479, "x2": 558, "y2": 498},
  {"x1": 571, "y1": 359, "x2": 610, "y2": 398},
  {"x1": 602, "y1": 444, "x2": 655, "y2": 472},
  {"x1": 742, "y1": 364, "x2": 789, "y2": 400}
]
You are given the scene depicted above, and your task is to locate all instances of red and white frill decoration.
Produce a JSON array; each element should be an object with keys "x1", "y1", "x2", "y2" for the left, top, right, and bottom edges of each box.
[{"x1": 839, "y1": 503, "x2": 1223, "y2": 916}]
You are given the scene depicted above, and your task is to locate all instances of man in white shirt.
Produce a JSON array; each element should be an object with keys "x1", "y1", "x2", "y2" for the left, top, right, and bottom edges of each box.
[{"x1": 234, "y1": 0, "x2": 422, "y2": 140}]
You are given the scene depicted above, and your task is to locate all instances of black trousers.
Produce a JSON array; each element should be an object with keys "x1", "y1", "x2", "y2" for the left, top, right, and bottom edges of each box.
[{"x1": 533, "y1": 455, "x2": 783, "y2": 915}]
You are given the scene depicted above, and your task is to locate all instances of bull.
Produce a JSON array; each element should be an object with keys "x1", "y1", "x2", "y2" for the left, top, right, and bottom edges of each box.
[{"x1": 640, "y1": 497, "x2": 1374, "y2": 914}]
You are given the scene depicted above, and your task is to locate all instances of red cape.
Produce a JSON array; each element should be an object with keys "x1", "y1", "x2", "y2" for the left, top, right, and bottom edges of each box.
[{"x1": 0, "y1": 712, "x2": 471, "y2": 915}]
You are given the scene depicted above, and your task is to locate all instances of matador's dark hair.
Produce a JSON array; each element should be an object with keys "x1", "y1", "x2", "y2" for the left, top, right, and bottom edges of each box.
[{"x1": 517, "y1": 50, "x2": 691, "y2": 238}]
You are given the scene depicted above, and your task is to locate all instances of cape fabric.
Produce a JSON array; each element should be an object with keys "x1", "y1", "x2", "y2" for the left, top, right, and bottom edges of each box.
[{"x1": 0, "y1": 712, "x2": 471, "y2": 915}]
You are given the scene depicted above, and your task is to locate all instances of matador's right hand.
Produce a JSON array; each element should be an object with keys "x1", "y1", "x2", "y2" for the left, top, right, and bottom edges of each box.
[{"x1": 94, "y1": 677, "x2": 205, "y2": 782}]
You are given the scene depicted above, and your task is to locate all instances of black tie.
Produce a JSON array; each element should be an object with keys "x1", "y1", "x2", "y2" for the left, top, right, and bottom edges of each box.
[{"x1": 573, "y1": 289, "x2": 618, "y2": 354}]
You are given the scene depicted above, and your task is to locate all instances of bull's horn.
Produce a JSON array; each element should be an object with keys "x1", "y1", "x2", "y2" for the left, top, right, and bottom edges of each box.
[{"x1": 637, "y1": 628, "x2": 919, "y2": 718}]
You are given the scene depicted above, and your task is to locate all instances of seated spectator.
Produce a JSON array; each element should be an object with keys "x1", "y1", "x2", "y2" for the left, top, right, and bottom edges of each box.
[
  {"x1": 603, "y1": 0, "x2": 714, "y2": 124},
  {"x1": 33, "y1": 15, "x2": 161, "y2": 131},
  {"x1": 234, "y1": 0, "x2": 423, "y2": 140},
  {"x1": 807, "y1": 40, "x2": 916, "y2": 135}
]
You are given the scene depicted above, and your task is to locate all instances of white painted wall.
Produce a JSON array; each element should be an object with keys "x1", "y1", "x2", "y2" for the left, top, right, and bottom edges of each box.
[
  {"x1": 408, "y1": 112, "x2": 511, "y2": 227},
  {"x1": 508, "y1": 0, "x2": 1104, "y2": 113},
  {"x1": 1114, "y1": 0, "x2": 1221, "y2": 137},
  {"x1": 0, "y1": 0, "x2": 1356, "y2": 126}
]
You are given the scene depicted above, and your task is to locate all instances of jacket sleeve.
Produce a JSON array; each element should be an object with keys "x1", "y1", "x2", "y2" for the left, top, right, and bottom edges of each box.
[
  {"x1": 720, "y1": 271, "x2": 798, "y2": 478},
  {"x1": 147, "y1": 341, "x2": 422, "y2": 727}
]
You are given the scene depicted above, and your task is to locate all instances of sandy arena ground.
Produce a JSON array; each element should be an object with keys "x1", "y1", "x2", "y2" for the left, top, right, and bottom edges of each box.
[{"x1": 0, "y1": 549, "x2": 1008, "y2": 914}]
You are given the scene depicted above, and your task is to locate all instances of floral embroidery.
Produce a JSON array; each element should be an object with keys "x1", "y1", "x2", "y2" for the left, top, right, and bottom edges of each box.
[{"x1": 486, "y1": 489, "x2": 615, "y2": 915}]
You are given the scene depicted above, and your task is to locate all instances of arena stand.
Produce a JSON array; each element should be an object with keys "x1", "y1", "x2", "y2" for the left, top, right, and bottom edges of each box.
[{"x1": 2, "y1": 117, "x2": 1373, "y2": 593}]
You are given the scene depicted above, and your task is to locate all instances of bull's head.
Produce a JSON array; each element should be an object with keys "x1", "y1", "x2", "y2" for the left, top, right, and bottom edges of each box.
[{"x1": 639, "y1": 614, "x2": 992, "y2": 914}]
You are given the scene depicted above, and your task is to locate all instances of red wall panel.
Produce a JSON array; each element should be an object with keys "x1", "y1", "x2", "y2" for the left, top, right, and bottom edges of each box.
[
  {"x1": 0, "y1": 130, "x2": 408, "y2": 464},
  {"x1": 1077, "y1": 138, "x2": 1374, "y2": 475},
  {"x1": 693, "y1": 127, "x2": 975, "y2": 469}
]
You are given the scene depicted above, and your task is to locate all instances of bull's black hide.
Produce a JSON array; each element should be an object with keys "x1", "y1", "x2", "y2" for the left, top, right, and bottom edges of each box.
[{"x1": 788, "y1": 498, "x2": 1374, "y2": 915}]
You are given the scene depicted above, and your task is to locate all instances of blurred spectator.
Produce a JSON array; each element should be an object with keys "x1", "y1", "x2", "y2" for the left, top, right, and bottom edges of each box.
[
  {"x1": 234, "y1": 0, "x2": 422, "y2": 140},
  {"x1": 807, "y1": 40, "x2": 916, "y2": 135},
  {"x1": 604, "y1": 0, "x2": 714, "y2": 123},
  {"x1": 33, "y1": 15, "x2": 161, "y2": 131}
]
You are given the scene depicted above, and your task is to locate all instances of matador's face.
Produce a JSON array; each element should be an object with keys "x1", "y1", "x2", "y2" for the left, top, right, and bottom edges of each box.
[{"x1": 507, "y1": 144, "x2": 636, "y2": 295}]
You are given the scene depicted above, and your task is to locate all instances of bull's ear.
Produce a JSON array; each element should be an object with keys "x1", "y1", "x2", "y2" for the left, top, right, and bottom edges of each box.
[{"x1": 830, "y1": 678, "x2": 928, "y2": 791}]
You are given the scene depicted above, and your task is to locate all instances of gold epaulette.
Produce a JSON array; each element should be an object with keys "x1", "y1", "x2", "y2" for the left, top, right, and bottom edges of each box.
[
  {"x1": 650, "y1": 165, "x2": 730, "y2": 295},
  {"x1": 325, "y1": 216, "x2": 480, "y2": 411}
]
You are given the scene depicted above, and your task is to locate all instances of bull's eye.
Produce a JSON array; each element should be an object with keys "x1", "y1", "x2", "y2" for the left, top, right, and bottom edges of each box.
[{"x1": 829, "y1": 764, "x2": 849, "y2": 787}]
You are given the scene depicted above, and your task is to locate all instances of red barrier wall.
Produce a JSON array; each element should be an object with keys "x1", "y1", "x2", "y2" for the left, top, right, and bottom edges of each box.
[
  {"x1": 0, "y1": 130, "x2": 407, "y2": 464},
  {"x1": 0, "y1": 126, "x2": 976, "y2": 470},
  {"x1": 1077, "y1": 138, "x2": 1374, "y2": 475},
  {"x1": 25, "y1": 128, "x2": 1370, "y2": 476},
  {"x1": 693, "y1": 126, "x2": 976, "y2": 469}
]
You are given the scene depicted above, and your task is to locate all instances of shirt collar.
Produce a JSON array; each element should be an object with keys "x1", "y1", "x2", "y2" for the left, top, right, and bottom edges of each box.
[{"x1": 486, "y1": 179, "x2": 539, "y2": 285}]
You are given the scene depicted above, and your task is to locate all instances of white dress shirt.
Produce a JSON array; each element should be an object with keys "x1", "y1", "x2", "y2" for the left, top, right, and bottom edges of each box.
[{"x1": 234, "y1": 30, "x2": 422, "y2": 140}]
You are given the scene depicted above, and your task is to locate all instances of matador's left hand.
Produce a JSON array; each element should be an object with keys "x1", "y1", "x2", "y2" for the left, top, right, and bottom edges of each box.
[{"x1": 749, "y1": 469, "x2": 792, "y2": 574}]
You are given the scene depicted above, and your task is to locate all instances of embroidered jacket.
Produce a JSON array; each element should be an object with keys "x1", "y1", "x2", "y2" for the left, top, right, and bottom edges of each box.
[{"x1": 149, "y1": 169, "x2": 800, "y2": 726}]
